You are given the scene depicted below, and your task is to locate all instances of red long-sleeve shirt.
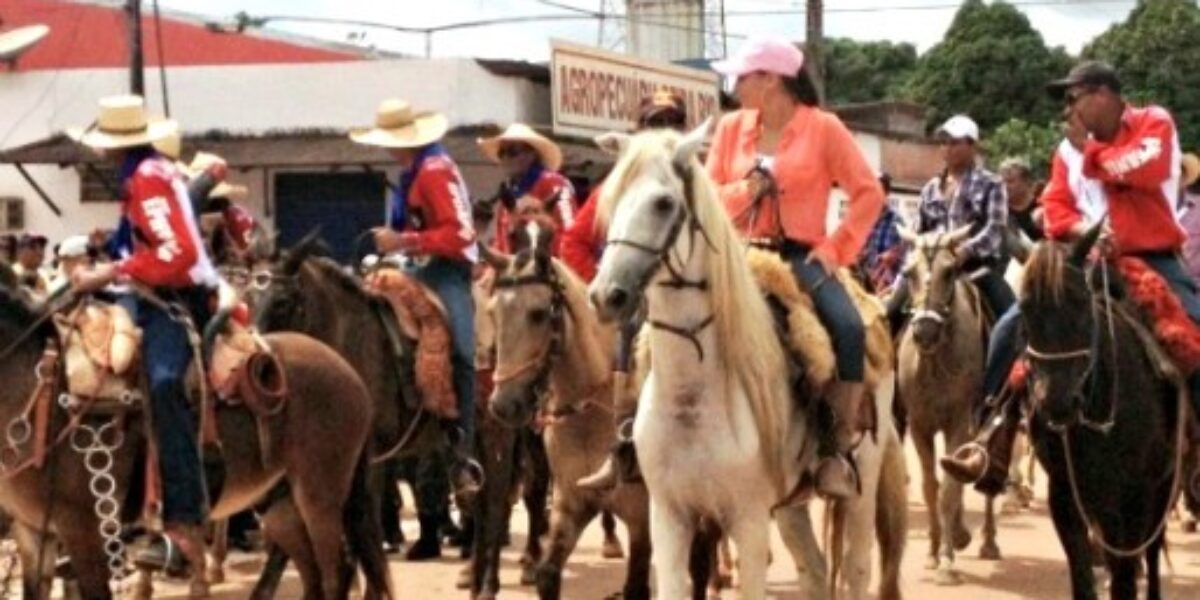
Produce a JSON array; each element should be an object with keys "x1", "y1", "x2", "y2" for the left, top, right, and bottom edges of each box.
[
  {"x1": 403, "y1": 155, "x2": 478, "y2": 262},
  {"x1": 560, "y1": 186, "x2": 603, "y2": 282},
  {"x1": 1043, "y1": 105, "x2": 1183, "y2": 254},
  {"x1": 494, "y1": 169, "x2": 575, "y2": 255},
  {"x1": 116, "y1": 157, "x2": 217, "y2": 288}
]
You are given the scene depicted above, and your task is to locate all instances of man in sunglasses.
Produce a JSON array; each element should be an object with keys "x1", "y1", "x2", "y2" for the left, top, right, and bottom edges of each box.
[
  {"x1": 943, "y1": 61, "x2": 1200, "y2": 491},
  {"x1": 478, "y1": 123, "x2": 576, "y2": 254},
  {"x1": 885, "y1": 114, "x2": 1015, "y2": 335}
]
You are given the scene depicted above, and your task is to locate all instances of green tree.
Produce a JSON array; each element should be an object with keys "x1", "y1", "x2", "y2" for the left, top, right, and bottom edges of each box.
[
  {"x1": 982, "y1": 118, "x2": 1061, "y2": 179},
  {"x1": 822, "y1": 38, "x2": 918, "y2": 105},
  {"x1": 902, "y1": 0, "x2": 1073, "y2": 134},
  {"x1": 1084, "y1": 0, "x2": 1200, "y2": 149}
]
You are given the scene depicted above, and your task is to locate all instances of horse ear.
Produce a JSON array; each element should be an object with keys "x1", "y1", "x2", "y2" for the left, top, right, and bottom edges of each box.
[
  {"x1": 477, "y1": 241, "x2": 512, "y2": 272},
  {"x1": 594, "y1": 132, "x2": 631, "y2": 157},
  {"x1": 1069, "y1": 220, "x2": 1105, "y2": 266},
  {"x1": 674, "y1": 116, "x2": 713, "y2": 164},
  {"x1": 896, "y1": 223, "x2": 918, "y2": 245},
  {"x1": 283, "y1": 228, "x2": 322, "y2": 274}
]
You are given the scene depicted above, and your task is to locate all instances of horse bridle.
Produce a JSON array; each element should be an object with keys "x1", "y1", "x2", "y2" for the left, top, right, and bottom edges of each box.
[
  {"x1": 603, "y1": 160, "x2": 717, "y2": 361},
  {"x1": 1023, "y1": 258, "x2": 1119, "y2": 434},
  {"x1": 910, "y1": 233, "x2": 957, "y2": 331},
  {"x1": 491, "y1": 263, "x2": 568, "y2": 411}
]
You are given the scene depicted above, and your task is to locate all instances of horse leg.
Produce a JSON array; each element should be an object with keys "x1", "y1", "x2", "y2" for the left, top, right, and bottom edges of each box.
[
  {"x1": 1047, "y1": 474, "x2": 1099, "y2": 600},
  {"x1": 50, "y1": 517, "x2": 113, "y2": 600},
  {"x1": 688, "y1": 522, "x2": 719, "y2": 600},
  {"x1": 936, "y1": 426, "x2": 970, "y2": 585},
  {"x1": 843, "y1": 438, "x2": 883, "y2": 600},
  {"x1": 1105, "y1": 555, "x2": 1138, "y2": 600},
  {"x1": 911, "y1": 428, "x2": 942, "y2": 570},
  {"x1": 774, "y1": 504, "x2": 827, "y2": 600},
  {"x1": 472, "y1": 424, "x2": 516, "y2": 600},
  {"x1": 291, "y1": 482, "x2": 349, "y2": 600},
  {"x1": 600, "y1": 510, "x2": 625, "y2": 559},
  {"x1": 258, "y1": 496, "x2": 321, "y2": 600},
  {"x1": 1145, "y1": 532, "x2": 1164, "y2": 600},
  {"x1": 520, "y1": 429, "x2": 551, "y2": 586},
  {"x1": 979, "y1": 494, "x2": 1002, "y2": 560},
  {"x1": 622, "y1": 504, "x2": 653, "y2": 600},
  {"x1": 727, "y1": 507, "x2": 771, "y2": 600},
  {"x1": 208, "y1": 519, "x2": 228, "y2": 584},
  {"x1": 534, "y1": 497, "x2": 599, "y2": 600},
  {"x1": 12, "y1": 522, "x2": 56, "y2": 600},
  {"x1": 649, "y1": 499, "x2": 695, "y2": 600}
]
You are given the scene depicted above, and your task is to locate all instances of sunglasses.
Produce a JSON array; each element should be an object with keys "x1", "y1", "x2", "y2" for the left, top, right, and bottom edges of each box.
[{"x1": 497, "y1": 145, "x2": 530, "y2": 159}]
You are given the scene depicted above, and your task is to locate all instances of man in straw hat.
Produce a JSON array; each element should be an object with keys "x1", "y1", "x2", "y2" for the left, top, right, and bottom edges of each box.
[
  {"x1": 564, "y1": 89, "x2": 691, "y2": 491},
  {"x1": 479, "y1": 122, "x2": 575, "y2": 254},
  {"x1": 352, "y1": 98, "x2": 483, "y2": 502},
  {"x1": 67, "y1": 94, "x2": 217, "y2": 582}
]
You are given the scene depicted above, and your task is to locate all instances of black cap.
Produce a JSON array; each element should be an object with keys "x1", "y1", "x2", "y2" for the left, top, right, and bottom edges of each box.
[{"x1": 1047, "y1": 61, "x2": 1122, "y2": 98}]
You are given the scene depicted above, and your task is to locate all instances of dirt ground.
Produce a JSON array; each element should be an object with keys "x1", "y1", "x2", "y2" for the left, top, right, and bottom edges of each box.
[{"x1": 54, "y1": 441, "x2": 1200, "y2": 599}]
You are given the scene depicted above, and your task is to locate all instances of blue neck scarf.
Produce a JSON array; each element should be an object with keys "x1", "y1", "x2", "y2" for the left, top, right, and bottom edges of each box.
[
  {"x1": 502, "y1": 161, "x2": 545, "y2": 208},
  {"x1": 390, "y1": 143, "x2": 448, "y2": 230}
]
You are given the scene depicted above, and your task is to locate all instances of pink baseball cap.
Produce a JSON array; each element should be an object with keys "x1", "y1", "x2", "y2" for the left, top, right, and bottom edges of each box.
[{"x1": 712, "y1": 35, "x2": 806, "y2": 78}]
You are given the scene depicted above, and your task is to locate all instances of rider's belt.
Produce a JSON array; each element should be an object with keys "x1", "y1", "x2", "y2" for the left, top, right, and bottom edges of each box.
[
  {"x1": 748, "y1": 238, "x2": 783, "y2": 252},
  {"x1": 779, "y1": 239, "x2": 812, "y2": 258}
]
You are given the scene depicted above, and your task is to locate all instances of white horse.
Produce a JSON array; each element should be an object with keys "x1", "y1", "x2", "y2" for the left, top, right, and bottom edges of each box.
[{"x1": 589, "y1": 124, "x2": 905, "y2": 599}]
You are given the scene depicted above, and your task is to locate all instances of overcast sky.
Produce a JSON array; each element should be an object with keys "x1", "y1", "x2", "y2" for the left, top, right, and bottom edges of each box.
[{"x1": 158, "y1": 0, "x2": 1137, "y2": 61}]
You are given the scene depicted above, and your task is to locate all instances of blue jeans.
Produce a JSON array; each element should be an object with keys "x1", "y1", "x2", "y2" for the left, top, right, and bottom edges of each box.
[
  {"x1": 118, "y1": 288, "x2": 210, "y2": 526},
  {"x1": 404, "y1": 257, "x2": 476, "y2": 440},
  {"x1": 785, "y1": 245, "x2": 865, "y2": 382}
]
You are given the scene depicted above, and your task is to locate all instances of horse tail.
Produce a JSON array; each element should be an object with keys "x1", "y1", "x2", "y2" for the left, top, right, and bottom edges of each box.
[
  {"x1": 343, "y1": 452, "x2": 394, "y2": 599},
  {"x1": 824, "y1": 498, "x2": 847, "y2": 598},
  {"x1": 875, "y1": 426, "x2": 908, "y2": 600}
]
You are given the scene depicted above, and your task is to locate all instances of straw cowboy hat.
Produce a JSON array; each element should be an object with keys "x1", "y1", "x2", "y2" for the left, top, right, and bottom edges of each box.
[
  {"x1": 478, "y1": 123, "x2": 563, "y2": 171},
  {"x1": 350, "y1": 99, "x2": 449, "y2": 149},
  {"x1": 67, "y1": 95, "x2": 178, "y2": 150},
  {"x1": 187, "y1": 152, "x2": 247, "y2": 200},
  {"x1": 153, "y1": 130, "x2": 183, "y2": 160},
  {"x1": 1183, "y1": 152, "x2": 1200, "y2": 188}
]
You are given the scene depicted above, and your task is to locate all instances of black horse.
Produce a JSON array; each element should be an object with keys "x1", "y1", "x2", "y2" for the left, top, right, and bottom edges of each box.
[{"x1": 1021, "y1": 225, "x2": 1183, "y2": 600}]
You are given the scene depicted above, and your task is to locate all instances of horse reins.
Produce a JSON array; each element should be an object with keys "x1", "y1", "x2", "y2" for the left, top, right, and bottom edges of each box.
[
  {"x1": 492, "y1": 267, "x2": 568, "y2": 407},
  {"x1": 604, "y1": 160, "x2": 717, "y2": 362}
]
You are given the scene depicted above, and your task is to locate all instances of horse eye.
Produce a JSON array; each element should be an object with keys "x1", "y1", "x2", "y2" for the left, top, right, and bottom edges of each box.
[
  {"x1": 653, "y1": 196, "x2": 674, "y2": 214},
  {"x1": 252, "y1": 272, "x2": 272, "y2": 290},
  {"x1": 528, "y1": 308, "x2": 549, "y2": 325}
]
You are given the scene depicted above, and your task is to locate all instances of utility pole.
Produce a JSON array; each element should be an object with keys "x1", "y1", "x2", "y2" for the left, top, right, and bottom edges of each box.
[
  {"x1": 806, "y1": 0, "x2": 824, "y2": 105},
  {"x1": 126, "y1": 0, "x2": 145, "y2": 95}
]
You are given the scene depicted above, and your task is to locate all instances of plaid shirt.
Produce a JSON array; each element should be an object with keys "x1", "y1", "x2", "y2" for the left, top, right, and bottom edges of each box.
[
  {"x1": 859, "y1": 204, "x2": 904, "y2": 286},
  {"x1": 918, "y1": 165, "x2": 1007, "y2": 261}
]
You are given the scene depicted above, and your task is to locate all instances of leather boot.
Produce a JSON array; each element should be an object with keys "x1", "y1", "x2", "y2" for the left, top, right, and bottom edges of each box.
[
  {"x1": 941, "y1": 397, "x2": 1020, "y2": 496},
  {"x1": 577, "y1": 418, "x2": 640, "y2": 491},
  {"x1": 816, "y1": 382, "x2": 867, "y2": 499},
  {"x1": 443, "y1": 424, "x2": 483, "y2": 505}
]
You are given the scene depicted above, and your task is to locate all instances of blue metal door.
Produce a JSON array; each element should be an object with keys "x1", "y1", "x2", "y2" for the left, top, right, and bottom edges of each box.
[{"x1": 274, "y1": 172, "x2": 386, "y2": 264}]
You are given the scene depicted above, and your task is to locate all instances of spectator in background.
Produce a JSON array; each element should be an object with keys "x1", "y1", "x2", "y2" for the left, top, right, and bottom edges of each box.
[
  {"x1": 0, "y1": 234, "x2": 16, "y2": 265},
  {"x1": 14, "y1": 233, "x2": 49, "y2": 297},
  {"x1": 1177, "y1": 152, "x2": 1200, "y2": 287},
  {"x1": 49, "y1": 235, "x2": 95, "y2": 293},
  {"x1": 857, "y1": 173, "x2": 905, "y2": 293},
  {"x1": 999, "y1": 157, "x2": 1044, "y2": 263},
  {"x1": 478, "y1": 124, "x2": 575, "y2": 254}
]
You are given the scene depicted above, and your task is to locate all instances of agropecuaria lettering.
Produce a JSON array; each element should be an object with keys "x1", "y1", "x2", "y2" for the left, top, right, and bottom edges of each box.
[{"x1": 557, "y1": 64, "x2": 718, "y2": 130}]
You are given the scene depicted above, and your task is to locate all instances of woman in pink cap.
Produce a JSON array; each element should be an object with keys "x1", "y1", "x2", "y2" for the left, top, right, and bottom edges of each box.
[{"x1": 706, "y1": 35, "x2": 884, "y2": 500}]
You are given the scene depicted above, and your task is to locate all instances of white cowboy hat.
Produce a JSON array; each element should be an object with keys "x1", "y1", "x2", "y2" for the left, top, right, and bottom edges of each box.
[
  {"x1": 66, "y1": 95, "x2": 178, "y2": 150},
  {"x1": 477, "y1": 123, "x2": 563, "y2": 172},
  {"x1": 350, "y1": 99, "x2": 449, "y2": 149},
  {"x1": 186, "y1": 152, "x2": 247, "y2": 200}
]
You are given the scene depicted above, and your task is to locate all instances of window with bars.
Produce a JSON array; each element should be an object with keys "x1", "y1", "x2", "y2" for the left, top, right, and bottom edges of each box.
[
  {"x1": 0, "y1": 197, "x2": 23, "y2": 231},
  {"x1": 77, "y1": 166, "x2": 122, "y2": 203}
]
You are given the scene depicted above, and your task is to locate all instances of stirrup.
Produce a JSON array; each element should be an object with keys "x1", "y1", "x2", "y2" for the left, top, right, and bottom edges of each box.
[
  {"x1": 454, "y1": 458, "x2": 485, "y2": 497},
  {"x1": 941, "y1": 442, "x2": 989, "y2": 484},
  {"x1": 616, "y1": 417, "x2": 635, "y2": 442}
]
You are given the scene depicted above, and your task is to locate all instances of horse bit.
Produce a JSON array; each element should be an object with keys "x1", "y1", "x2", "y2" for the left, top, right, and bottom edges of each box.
[{"x1": 603, "y1": 160, "x2": 717, "y2": 362}]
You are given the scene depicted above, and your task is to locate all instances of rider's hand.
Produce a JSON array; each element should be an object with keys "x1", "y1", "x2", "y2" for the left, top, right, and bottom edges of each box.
[
  {"x1": 205, "y1": 160, "x2": 228, "y2": 183},
  {"x1": 373, "y1": 228, "x2": 420, "y2": 254},
  {"x1": 746, "y1": 169, "x2": 774, "y2": 199},
  {"x1": 70, "y1": 263, "x2": 118, "y2": 293}
]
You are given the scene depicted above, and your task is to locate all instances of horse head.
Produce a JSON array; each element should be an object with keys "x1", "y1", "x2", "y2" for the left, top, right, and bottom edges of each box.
[
  {"x1": 485, "y1": 218, "x2": 571, "y2": 427},
  {"x1": 1020, "y1": 222, "x2": 1105, "y2": 428},
  {"x1": 251, "y1": 229, "x2": 332, "y2": 334},
  {"x1": 589, "y1": 120, "x2": 710, "y2": 323},
  {"x1": 898, "y1": 224, "x2": 972, "y2": 351}
]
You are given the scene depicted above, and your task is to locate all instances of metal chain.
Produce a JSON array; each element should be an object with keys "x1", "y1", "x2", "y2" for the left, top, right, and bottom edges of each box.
[{"x1": 71, "y1": 420, "x2": 128, "y2": 592}]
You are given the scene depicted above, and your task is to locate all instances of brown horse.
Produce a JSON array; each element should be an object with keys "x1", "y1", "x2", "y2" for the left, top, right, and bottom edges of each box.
[
  {"x1": 483, "y1": 221, "x2": 678, "y2": 600},
  {"x1": 896, "y1": 225, "x2": 1002, "y2": 585},
  {"x1": 0, "y1": 286, "x2": 389, "y2": 600}
]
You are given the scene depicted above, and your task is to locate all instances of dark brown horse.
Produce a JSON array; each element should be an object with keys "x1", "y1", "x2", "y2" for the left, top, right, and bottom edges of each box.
[
  {"x1": 0, "y1": 285, "x2": 389, "y2": 600},
  {"x1": 1022, "y1": 227, "x2": 1182, "y2": 600}
]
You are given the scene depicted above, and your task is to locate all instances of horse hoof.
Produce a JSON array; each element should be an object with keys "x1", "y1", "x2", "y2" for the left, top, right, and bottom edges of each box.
[
  {"x1": 602, "y1": 538, "x2": 625, "y2": 560},
  {"x1": 456, "y1": 565, "x2": 472, "y2": 590},
  {"x1": 952, "y1": 529, "x2": 972, "y2": 551},
  {"x1": 923, "y1": 556, "x2": 939, "y2": 570},
  {"x1": 206, "y1": 566, "x2": 225, "y2": 585},
  {"x1": 1185, "y1": 519, "x2": 1198, "y2": 534},
  {"x1": 520, "y1": 564, "x2": 538, "y2": 586},
  {"x1": 934, "y1": 567, "x2": 962, "y2": 586},
  {"x1": 979, "y1": 543, "x2": 1002, "y2": 561},
  {"x1": 475, "y1": 593, "x2": 497, "y2": 600},
  {"x1": 188, "y1": 580, "x2": 210, "y2": 598}
]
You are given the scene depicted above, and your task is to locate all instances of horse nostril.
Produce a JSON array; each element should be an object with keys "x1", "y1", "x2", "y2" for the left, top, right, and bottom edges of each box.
[{"x1": 605, "y1": 287, "x2": 629, "y2": 312}]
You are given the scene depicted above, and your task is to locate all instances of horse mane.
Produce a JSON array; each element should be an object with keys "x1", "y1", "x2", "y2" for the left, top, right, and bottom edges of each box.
[
  {"x1": 551, "y1": 260, "x2": 611, "y2": 384},
  {"x1": 597, "y1": 130, "x2": 791, "y2": 490},
  {"x1": 305, "y1": 256, "x2": 373, "y2": 303},
  {"x1": 1023, "y1": 241, "x2": 1067, "y2": 306}
]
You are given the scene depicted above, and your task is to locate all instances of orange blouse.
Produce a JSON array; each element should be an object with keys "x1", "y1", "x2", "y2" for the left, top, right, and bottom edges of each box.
[{"x1": 705, "y1": 106, "x2": 883, "y2": 266}]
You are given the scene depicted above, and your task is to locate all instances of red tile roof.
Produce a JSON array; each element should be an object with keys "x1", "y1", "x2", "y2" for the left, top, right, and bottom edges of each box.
[{"x1": 0, "y1": 0, "x2": 362, "y2": 71}]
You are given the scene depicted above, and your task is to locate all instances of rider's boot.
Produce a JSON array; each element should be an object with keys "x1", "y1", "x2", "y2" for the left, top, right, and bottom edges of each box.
[
  {"x1": 815, "y1": 381, "x2": 868, "y2": 500},
  {"x1": 941, "y1": 395, "x2": 1021, "y2": 496},
  {"x1": 577, "y1": 370, "x2": 641, "y2": 491}
]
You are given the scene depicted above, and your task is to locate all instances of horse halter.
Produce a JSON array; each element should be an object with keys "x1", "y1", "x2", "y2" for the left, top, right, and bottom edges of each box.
[
  {"x1": 909, "y1": 233, "x2": 957, "y2": 335},
  {"x1": 603, "y1": 160, "x2": 717, "y2": 361},
  {"x1": 491, "y1": 262, "x2": 568, "y2": 410}
]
